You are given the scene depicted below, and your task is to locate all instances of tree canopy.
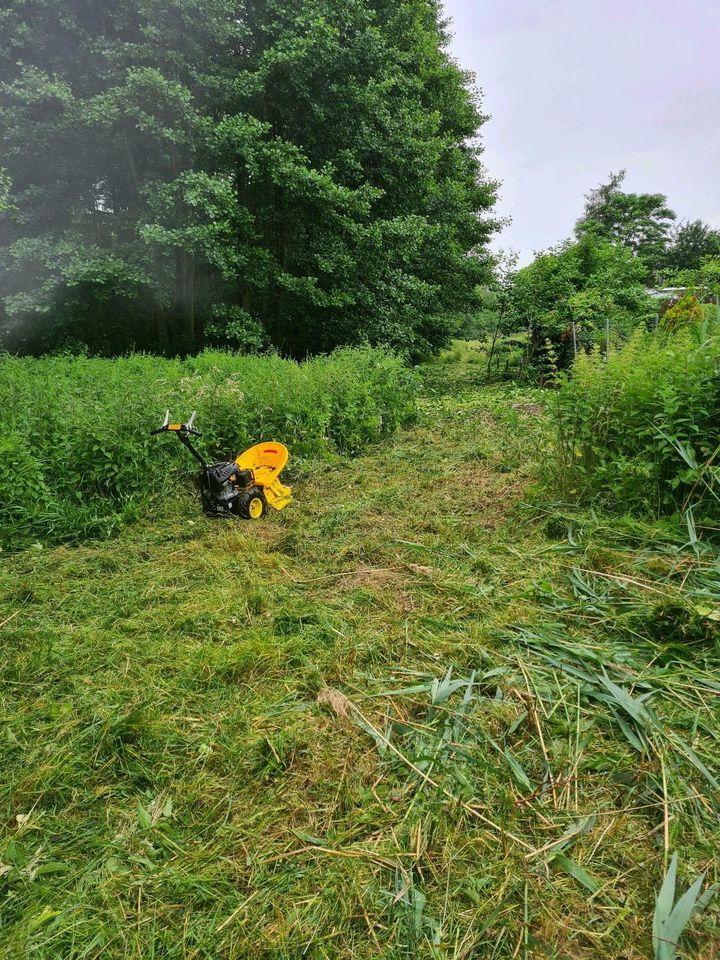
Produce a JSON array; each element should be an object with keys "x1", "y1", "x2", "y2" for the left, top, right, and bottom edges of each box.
[
  {"x1": 509, "y1": 170, "x2": 720, "y2": 370},
  {"x1": 575, "y1": 170, "x2": 675, "y2": 280},
  {"x1": 664, "y1": 219, "x2": 720, "y2": 274},
  {"x1": 0, "y1": 0, "x2": 498, "y2": 357},
  {"x1": 512, "y1": 233, "x2": 655, "y2": 365}
]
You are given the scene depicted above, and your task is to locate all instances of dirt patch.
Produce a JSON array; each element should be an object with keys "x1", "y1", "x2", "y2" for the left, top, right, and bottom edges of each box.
[
  {"x1": 512, "y1": 402, "x2": 544, "y2": 417},
  {"x1": 425, "y1": 461, "x2": 533, "y2": 532},
  {"x1": 336, "y1": 566, "x2": 403, "y2": 592},
  {"x1": 330, "y1": 566, "x2": 416, "y2": 613}
]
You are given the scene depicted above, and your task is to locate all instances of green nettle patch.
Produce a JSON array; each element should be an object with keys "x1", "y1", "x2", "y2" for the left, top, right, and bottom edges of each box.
[
  {"x1": 0, "y1": 347, "x2": 417, "y2": 549},
  {"x1": 551, "y1": 327, "x2": 720, "y2": 530}
]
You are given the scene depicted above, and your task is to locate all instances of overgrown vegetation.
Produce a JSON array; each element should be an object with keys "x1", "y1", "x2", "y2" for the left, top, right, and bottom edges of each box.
[
  {"x1": 551, "y1": 327, "x2": 720, "y2": 532},
  {"x1": 470, "y1": 172, "x2": 720, "y2": 373},
  {"x1": 2, "y1": 3, "x2": 720, "y2": 953},
  {"x1": 1, "y1": 356, "x2": 718, "y2": 958},
  {"x1": 0, "y1": 346, "x2": 417, "y2": 549},
  {"x1": 511, "y1": 234, "x2": 656, "y2": 368}
]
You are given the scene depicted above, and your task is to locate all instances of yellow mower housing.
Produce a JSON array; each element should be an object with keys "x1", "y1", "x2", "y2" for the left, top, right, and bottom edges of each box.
[{"x1": 235, "y1": 442, "x2": 293, "y2": 512}]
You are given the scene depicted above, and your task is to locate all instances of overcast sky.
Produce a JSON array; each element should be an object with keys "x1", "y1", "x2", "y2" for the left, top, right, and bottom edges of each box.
[{"x1": 442, "y1": 0, "x2": 720, "y2": 264}]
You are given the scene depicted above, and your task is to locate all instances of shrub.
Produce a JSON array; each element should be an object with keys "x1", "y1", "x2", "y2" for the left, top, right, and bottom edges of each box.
[
  {"x1": 551, "y1": 328, "x2": 720, "y2": 528},
  {"x1": 0, "y1": 347, "x2": 417, "y2": 549},
  {"x1": 660, "y1": 293, "x2": 704, "y2": 331}
]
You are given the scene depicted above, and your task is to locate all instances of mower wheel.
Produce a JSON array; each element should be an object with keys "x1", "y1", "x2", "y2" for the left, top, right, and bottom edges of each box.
[{"x1": 238, "y1": 488, "x2": 266, "y2": 520}]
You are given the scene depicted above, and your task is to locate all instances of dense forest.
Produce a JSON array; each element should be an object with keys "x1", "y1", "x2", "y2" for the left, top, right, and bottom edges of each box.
[{"x1": 0, "y1": 0, "x2": 498, "y2": 358}]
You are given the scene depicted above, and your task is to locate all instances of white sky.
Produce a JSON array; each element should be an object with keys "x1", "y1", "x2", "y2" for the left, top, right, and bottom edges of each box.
[{"x1": 442, "y1": 0, "x2": 720, "y2": 263}]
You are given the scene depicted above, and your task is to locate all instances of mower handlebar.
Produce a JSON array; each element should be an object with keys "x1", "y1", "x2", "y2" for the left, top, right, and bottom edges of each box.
[{"x1": 150, "y1": 410, "x2": 202, "y2": 436}]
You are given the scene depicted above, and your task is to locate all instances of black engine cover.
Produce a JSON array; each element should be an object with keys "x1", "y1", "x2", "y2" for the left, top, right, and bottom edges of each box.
[{"x1": 200, "y1": 462, "x2": 255, "y2": 516}]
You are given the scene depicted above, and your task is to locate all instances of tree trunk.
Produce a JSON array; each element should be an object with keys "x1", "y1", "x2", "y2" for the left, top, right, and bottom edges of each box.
[
  {"x1": 174, "y1": 250, "x2": 195, "y2": 352},
  {"x1": 156, "y1": 306, "x2": 168, "y2": 354},
  {"x1": 486, "y1": 324, "x2": 501, "y2": 374}
]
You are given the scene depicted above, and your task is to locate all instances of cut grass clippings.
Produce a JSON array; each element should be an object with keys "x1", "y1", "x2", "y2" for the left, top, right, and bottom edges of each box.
[{"x1": 1, "y1": 361, "x2": 718, "y2": 958}]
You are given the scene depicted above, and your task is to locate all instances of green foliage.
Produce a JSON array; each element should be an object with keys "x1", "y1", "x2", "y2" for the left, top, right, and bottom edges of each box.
[
  {"x1": 513, "y1": 175, "x2": 719, "y2": 374},
  {"x1": 653, "y1": 853, "x2": 715, "y2": 960},
  {"x1": 665, "y1": 256, "x2": 720, "y2": 310},
  {"x1": 1, "y1": 362, "x2": 719, "y2": 958},
  {"x1": 665, "y1": 220, "x2": 720, "y2": 273},
  {"x1": 203, "y1": 305, "x2": 269, "y2": 353},
  {"x1": 0, "y1": 0, "x2": 497, "y2": 358},
  {"x1": 551, "y1": 328, "x2": 720, "y2": 526},
  {"x1": 512, "y1": 234, "x2": 655, "y2": 367},
  {"x1": 661, "y1": 293, "x2": 704, "y2": 332},
  {"x1": 694, "y1": 257, "x2": 720, "y2": 297},
  {"x1": 575, "y1": 170, "x2": 676, "y2": 280},
  {"x1": 0, "y1": 346, "x2": 417, "y2": 548},
  {"x1": 0, "y1": 166, "x2": 11, "y2": 211}
]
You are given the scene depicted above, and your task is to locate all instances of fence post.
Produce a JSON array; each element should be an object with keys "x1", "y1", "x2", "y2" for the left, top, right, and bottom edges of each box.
[{"x1": 605, "y1": 317, "x2": 610, "y2": 360}]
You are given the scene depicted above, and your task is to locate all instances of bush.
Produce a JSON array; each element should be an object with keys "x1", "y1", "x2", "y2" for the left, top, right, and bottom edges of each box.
[
  {"x1": 0, "y1": 347, "x2": 417, "y2": 548},
  {"x1": 551, "y1": 328, "x2": 720, "y2": 528},
  {"x1": 660, "y1": 293, "x2": 704, "y2": 332}
]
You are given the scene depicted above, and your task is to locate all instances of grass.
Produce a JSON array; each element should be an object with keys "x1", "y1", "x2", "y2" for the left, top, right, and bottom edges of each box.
[
  {"x1": 1, "y1": 353, "x2": 718, "y2": 958},
  {"x1": 434, "y1": 335, "x2": 528, "y2": 384}
]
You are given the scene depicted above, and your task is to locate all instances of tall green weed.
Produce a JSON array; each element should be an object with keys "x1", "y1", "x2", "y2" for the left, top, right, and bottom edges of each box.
[
  {"x1": 0, "y1": 347, "x2": 417, "y2": 548},
  {"x1": 552, "y1": 328, "x2": 720, "y2": 529}
]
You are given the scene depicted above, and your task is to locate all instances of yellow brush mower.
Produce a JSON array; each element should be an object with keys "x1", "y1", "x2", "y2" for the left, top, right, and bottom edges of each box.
[{"x1": 151, "y1": 411, "x2": 292, "y2": 520}]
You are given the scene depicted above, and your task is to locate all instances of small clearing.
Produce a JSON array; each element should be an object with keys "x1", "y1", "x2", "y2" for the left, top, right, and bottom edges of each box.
[{"x1": 1, "y1": 362, "x2": 718, "y2": 958}]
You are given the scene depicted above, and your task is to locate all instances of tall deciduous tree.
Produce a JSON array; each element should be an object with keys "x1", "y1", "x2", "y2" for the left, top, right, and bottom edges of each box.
[
  {"x1": 664, "y1": 219, "x2": 720, "y2": 273},
  {"x1": 575, "y1": 170, "x2": 675, "y2": 280},
  {"x1": 0, "y1": 0, "x2": 498, "y2": 357},
  {"x1": 512, "y1": 233, "x2": 655, "y2": 366}
]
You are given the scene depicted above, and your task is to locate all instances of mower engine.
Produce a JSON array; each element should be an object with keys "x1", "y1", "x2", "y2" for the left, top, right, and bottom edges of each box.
[{"x1": 201, "y1": 461, "x2": 266, "y2": 519}]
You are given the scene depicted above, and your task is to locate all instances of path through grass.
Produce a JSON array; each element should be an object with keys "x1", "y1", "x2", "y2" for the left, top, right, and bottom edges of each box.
[{"x1": 1, "y1": 363, "x2": 718, "y2": 958}]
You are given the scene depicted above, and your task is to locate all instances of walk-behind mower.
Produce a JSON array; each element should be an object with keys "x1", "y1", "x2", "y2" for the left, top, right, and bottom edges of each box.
[{"x1": 151, "y1": 412, "x2": 292, "y2": 519}]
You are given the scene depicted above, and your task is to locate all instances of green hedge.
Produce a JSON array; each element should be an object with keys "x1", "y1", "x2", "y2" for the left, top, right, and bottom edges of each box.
[
  {"x1": 552, "y1": 328, "x2": 720, "y2": 527},
  {"x1": 0, "y1": 347, "x2": 417, "y2": 548}
]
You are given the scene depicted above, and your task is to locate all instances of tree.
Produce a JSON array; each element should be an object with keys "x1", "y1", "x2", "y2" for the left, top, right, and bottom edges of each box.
[
  {"x1": 575, "y1": 170, "x2": 675, "y2": 280},
  {"x1": 0, "y1": 0, "x2": 245, "y2": 353},
  {"x1": 664, "y1": 256, "x2": 720, "y2": 328},
  {"x1": 512, "y1": 233, "x2": 655, "y2": 367},
  {"x1": 0, "y1": 168, "x2": 11, "y2": 212},
  {"x1": 0, "y1": 0, "x2": 498, "y2": 357},
  {"x1": 664, "y1": 220, "x2": 720, "y2": 273},
  {"x1": 476, "y1": 251, "x2": 518, "y2": 373}
]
